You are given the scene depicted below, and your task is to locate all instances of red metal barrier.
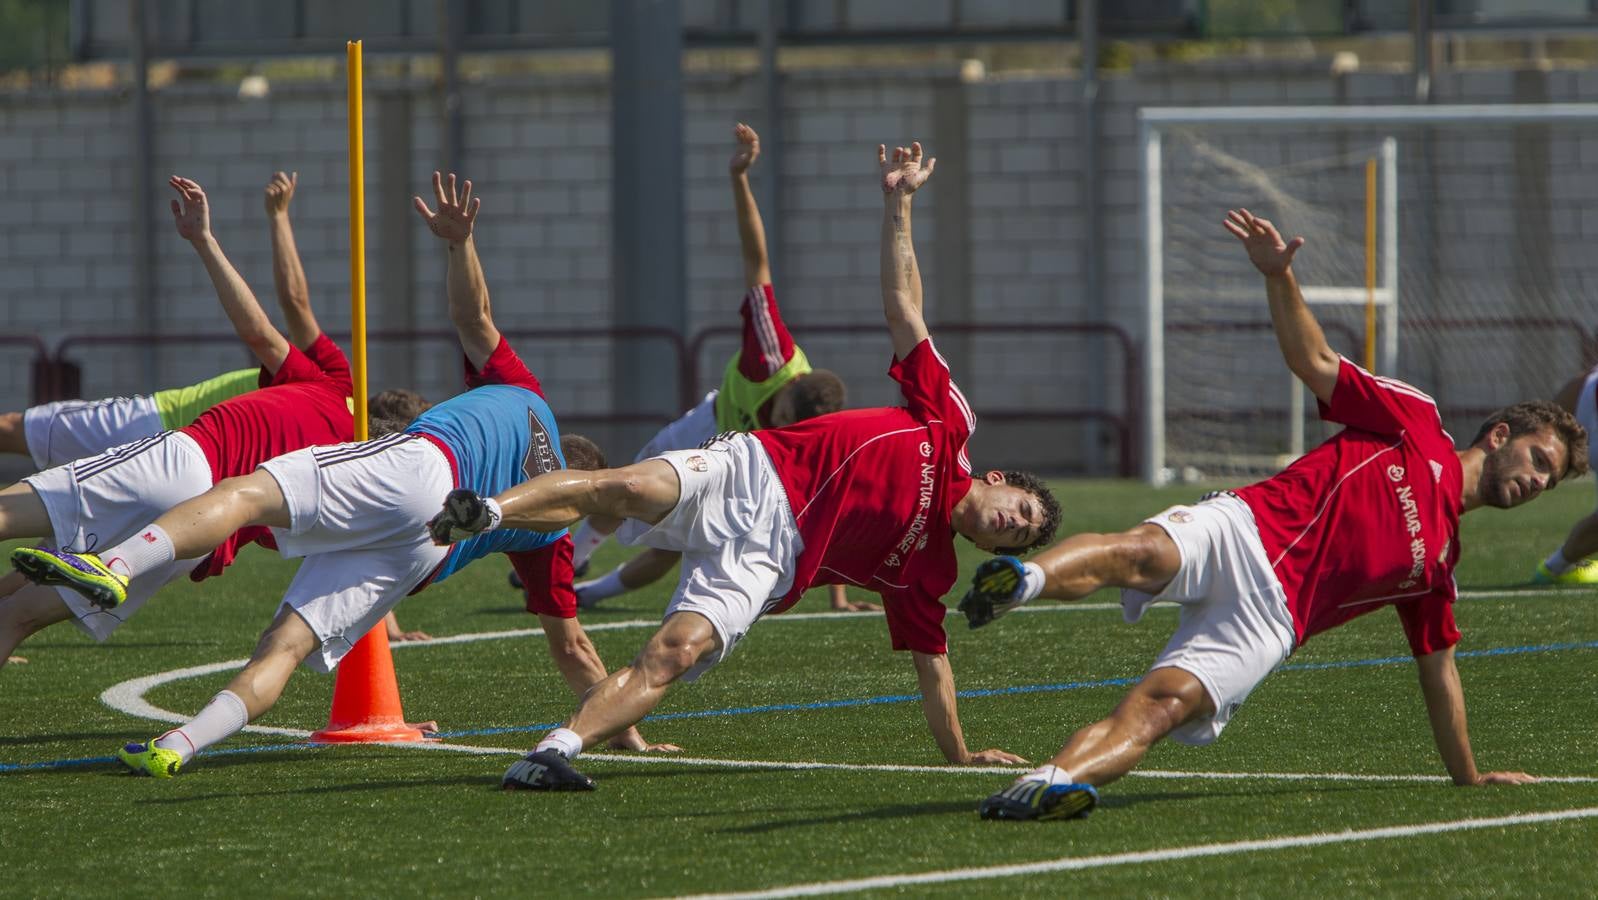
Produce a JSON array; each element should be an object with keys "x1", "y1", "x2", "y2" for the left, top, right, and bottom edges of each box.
[{"x1": 688, "y1": 321, "x2": 1140, "y2": 476}]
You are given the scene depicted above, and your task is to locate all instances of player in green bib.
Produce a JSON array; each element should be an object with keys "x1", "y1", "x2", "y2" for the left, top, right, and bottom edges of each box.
[{"x1": 555, "y1": 124, "x2": 871, "y2": 612}]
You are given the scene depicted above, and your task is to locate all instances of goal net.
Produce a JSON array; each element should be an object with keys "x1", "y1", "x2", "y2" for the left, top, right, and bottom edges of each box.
[{"x1": 1141, "y1": 105, "x2": 1598, "y2": 484}]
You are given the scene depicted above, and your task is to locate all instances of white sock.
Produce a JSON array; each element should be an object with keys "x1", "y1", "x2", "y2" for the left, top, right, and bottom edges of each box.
[
  {"x1": 1546, "y1": 549, "x2": 1573, "y2": 575},
  {"x1": 154, "y1": 689, "x2": 248, "y2": 764},
  {"x1": 1018, "y1": 561, "x2": 1046, "y2": 603},
  {"x1": 1020, "y1": 763, "x2": 1074, "y2": 786},
  {"x1": 481, "y1": 497, "x2": 504, "y2": 532},
  {"x1": 536, "y1": 727, "x2": 584, "y2": 760},
  {"x1": 100, "y1": 523, "x2": 176, "y2": 580},
  {"x1": 574, "y1": 569, "x2": 628, "y2": 604},
  {"x1": 570, "y1": 522, "x2": 608, "y2": 569}
]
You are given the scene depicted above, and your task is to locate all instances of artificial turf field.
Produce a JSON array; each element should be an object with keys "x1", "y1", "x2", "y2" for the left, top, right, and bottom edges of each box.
[{"x1": 3, "y1": 478, "x2": 1596, "y2": 898}]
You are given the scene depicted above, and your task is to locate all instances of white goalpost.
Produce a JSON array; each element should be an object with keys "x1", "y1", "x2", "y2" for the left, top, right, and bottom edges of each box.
[{"x1": 1139, "y1": 103, "x2": 1598, "y2": 485}]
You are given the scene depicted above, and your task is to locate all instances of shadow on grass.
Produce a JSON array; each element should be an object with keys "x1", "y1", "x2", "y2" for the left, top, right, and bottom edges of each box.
[
  {"x1": 0, "y1": 730, "x2": 133, "y2": 749},
  {"x1": 135, "y1": 773, "x2": 498, "y2": 803}
]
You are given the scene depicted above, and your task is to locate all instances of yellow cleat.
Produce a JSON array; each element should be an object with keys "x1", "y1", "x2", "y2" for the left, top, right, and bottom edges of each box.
[
  {"x1": 11, "y1": 547, "x2": 128, "y2": 609},
  {"x1": 1532, "y1": 560, "x2": 1598, "y2": 586},
  {"x1": 117, "y1": 740, "x2": 183, "y2": 778}
]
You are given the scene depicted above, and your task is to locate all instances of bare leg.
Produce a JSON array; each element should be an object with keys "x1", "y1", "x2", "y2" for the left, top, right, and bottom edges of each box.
[
  {"x1": 564, "y1": 611, "x2": 719, "y2": 749},
  {"x1": 616, "y1": 548, "x2": 681, "y2": 591},
  {"x1": 495, "y1": 460, "x2": 682, "y2": 533},
  {"x1": 1045, "y1": 667, "x2": 1214, "y2": 787},
  {"x1": 1030, "y1": 524, "x2": 1182, "y2": 601},
  {"x1": 144, "y1": 470, "x2": 291, "y2": 561},
  {"x1": 538, "y1": 613, "x2": 679, "y2": 752},
  {"x1": 0, "y1": 583, "x2": 74, "y2": 666},
  {"x1": 0, "y1": 411, "x2": 29, "y2": 457},
  {"x1": 0, "y1": 483, "x2": 53, "y2": 540},
  {"x1": 1559, "y1": 509, "x2": 1598, "y2": 562},
  {"x1": 222, "y1": 606, "x2": 321, "y2": 719}
]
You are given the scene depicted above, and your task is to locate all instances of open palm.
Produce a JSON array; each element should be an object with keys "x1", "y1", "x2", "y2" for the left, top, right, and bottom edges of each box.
[
  {"x1": 169, "y1": 176, "x2": 211, "y2": 242},
  {"x1": 879, "y1": 142, "x2": 936, "y2": 195},
  {"x1": 1224, "y1": 208, "x2": 1304, "y2": 277},
  {"x1": 413, "y1": 171, "x2": 479, "y2": 243},
  {"x1": 730, "y1": 122, "x2": 761, "y2": 173}
]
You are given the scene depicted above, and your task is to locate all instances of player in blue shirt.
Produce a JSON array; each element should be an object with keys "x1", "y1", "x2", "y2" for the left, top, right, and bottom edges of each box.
[{"x1": 22, "y1": 173, "x2": 678, "y2": 776}]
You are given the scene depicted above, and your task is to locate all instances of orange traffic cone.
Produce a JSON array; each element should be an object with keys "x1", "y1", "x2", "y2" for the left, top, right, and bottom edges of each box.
[{"x1": 309, "y1": 625, "x2": 427, "y2": 743}]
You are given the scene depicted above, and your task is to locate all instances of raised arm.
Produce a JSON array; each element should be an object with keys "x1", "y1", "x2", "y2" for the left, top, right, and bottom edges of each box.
[
  {"x1": 171, "y1": 176, "x2": 292, "y2": 373},
  {"x1": 912, "y1": 650, "x2": 1026, "y2": 766},
  {"x1": 1224, "y1": 208, "x2": 1339, "y2": 404},
  {"x1": 264, "y1": 171, "x2": 321, "y2": 350},
  {"x1": 1416, "y1": 646, "x2": 1536, "y2": 786},
  {"x1": 879, "y1": 142, "x2": 935, "y2": 360},
  {"x1": 729, "y1": 123, "x2": 771, "y2": 287},
  {"x1": 413, "y1": 171, "x2": 500, "y2": 370}
]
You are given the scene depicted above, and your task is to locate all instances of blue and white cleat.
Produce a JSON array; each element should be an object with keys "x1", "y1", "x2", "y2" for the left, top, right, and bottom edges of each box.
[
  {"x1": 978, "y1": 779, "x2": 1098, "y2": 821},
  {"x1": 118, "y1": 740, "x2": 183, "y2": 778},
  {"x1": 12, "y1": 547, "x2": 129, "y2": 610},
  {"x1": 957, "y1": 556, "x2": 1028, "y2": 629}
]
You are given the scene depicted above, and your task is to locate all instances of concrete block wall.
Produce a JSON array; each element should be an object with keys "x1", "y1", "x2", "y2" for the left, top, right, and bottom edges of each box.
[{"x1": 1, "y1": 62, "x2": 1595, "y2": 472}]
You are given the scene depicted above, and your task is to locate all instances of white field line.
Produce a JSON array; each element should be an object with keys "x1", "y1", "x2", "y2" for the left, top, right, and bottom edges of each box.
[{"x1": 667, "y1": 806, "x2": 1598, "y2": 900}]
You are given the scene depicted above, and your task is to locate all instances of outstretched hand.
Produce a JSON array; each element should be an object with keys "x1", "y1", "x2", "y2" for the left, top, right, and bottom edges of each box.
[
  {"x1": 169, "y1": 176, "x2": 212, "y2": 243},
  {"x1": 413, "y1": 171, "x2": 479, "y2": 244},
  {"x1": 879, "y1": 141, "x2": 936, "y2": 196},
  {"x1": 1224, "y1": 208, "x2": 1304, "y2": 277},
  {"x1": 264, "y1": 171, "x2": 297, "y2": 216},
  {"x1": 730, "y1": 122, "x2": 761, "y2": 174},
  {"x1": 1473, "y1": 771, "x2": 1539, "y2": 785}
]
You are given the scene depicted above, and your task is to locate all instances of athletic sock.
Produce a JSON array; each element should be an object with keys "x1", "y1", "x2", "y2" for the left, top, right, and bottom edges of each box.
[
  {"x1": 153, "y1": 689, "x2": 248, "y2": 764},
  {"x1": 1017, "y1": 561, "x2": 1047, "y2": 603},
  {"x1": 1021, "y1": 763, "x2": 1076, "y2": 786},
  {"x1": 1545, "y1": 549, "x2": 1573, "y2": 575},
  {"x1": 536, "y1": 727, "x2": 584, "y2": 760},
  {"x1": 574, "y1": 570, "x2": 628, "y2": 604},
  {"x1": 570, "y1": 522, "x2": 608, "y2": 570},
  {"x1": 100, "y1": 523, "x2": 176, "y2": 580}
]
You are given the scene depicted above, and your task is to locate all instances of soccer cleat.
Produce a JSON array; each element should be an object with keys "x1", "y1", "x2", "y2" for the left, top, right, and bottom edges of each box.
[
  {"x1": 978, "y1": 779, "x2": 1098, "y2": 822},
  {"x1": 427, "y1": 489, "x2": 498, "y2": 545},
  {"x1": 957, "y1": 556, "x2": 1028, "y2": 629},
  {"x1": 117, "y1": 740, "x2": 183, "y2": 778},
  {"x1": 11, "y1": 546, "x2": 129, "y2": 610},
  {"x1": 502, "y1": 749, "x2": 596, "y2": 792},
  {"x1": 1531, "y1": 560, "x2": 1598, "y2": 586}
]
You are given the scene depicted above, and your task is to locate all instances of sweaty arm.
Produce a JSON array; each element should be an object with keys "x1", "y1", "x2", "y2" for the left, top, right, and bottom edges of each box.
[
  {"x1": 912, "y1": 651, "x2": 1026, "y2": 766},
  {"x1": 1416, "y1": 646, "x2": 1535, "y2": 785},
  {"x1": 446, "y1": 235, "x2": 499, "y2": 371},
  {"x1": 731, "y1": 164, "x2": 771, "y2": 288},
  {"x1": 880, "y1": 192, "x2": 931, "y2": 362},
  {"x1": 1263, "y1": 270, "x2": 1339, "y2": 404},
  {"x1": 266, "y1": 180, "x2": 321, "y2": 350},
  {"x1": 192, "y1": 235, "x2": 292, "y2": 375}
]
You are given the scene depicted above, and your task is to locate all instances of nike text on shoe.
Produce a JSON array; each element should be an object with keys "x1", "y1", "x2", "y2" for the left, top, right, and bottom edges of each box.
[
  {"x1": 502, "y1": 749, "x2": 596, "y2": 792},
  {"x1": 11, "y1": 547, "x2": 129, "y2": 610},
  {"x1": 978, "y1": 780, "x2": 1098, "y2": 821}
]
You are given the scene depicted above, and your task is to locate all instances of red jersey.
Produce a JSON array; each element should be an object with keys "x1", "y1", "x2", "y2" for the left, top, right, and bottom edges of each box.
[
  {"x1": 737, "y1": 283, "x2": 797, "y2": 381},
  {"x1": 755, "y1": 338, "x2": 975, "y2": 655},
  {"x1": 181, "y1": 334, "x2": 355, "y2": 580},
  {"x1": 1234, "y1": 358, "x2": 1463, "y2": 656}
]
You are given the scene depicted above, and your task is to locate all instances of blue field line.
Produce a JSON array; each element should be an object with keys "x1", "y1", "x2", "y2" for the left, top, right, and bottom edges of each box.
[{"x1": 7, "y1": 639, "x2": 1597, "y2": 773}]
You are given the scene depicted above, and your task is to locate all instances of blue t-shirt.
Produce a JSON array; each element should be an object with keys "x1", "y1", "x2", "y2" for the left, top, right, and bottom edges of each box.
[{"x1": 408, "y1": 383, "x2": 567, "y2": 582}]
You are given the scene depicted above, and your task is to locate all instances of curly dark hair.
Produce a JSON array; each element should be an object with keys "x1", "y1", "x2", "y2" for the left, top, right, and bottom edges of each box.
[
  {"x1": 1470, "y1": 400, "x2": 1588, "y2": 479},
  {"x1": 368, "y1": 389, "x2": 432, "y2": 437},
  {"x1": 991, "y1": 469, "x2": 1062, "y2": 556},
  {"x1": 785, "y1": 370, "x2": 847, "y2": 422},
  {"x1": 560, "y1": 434, "x2": 607, "y2": 471}
]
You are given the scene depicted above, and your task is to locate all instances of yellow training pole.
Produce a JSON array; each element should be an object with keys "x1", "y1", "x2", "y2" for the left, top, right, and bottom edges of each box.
[
  {"x1": 347, "y1": 40, "x2": 368, "y2": 440},
  {"x1": 1363, "y1": 157, "x2": 1377, "y2": 373}
]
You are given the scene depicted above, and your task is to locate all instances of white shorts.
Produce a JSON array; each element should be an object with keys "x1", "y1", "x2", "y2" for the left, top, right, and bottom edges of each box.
[
  {"x1": 1578, "y1": 368, "x2": 1598, "y2": 496},
  {"x1": 23, "y1": 395, "x2": 163, "y2": 469},
  {"x1": 21, "y1": 431, "x2": 212, "y2": 641},
  {"x1": 1120, "y1": 494, "x2": 1298, "y2": 746},
  {"x1": 259, "y1": 433, "x2": 453, "y2": 673},
  {"x1": 615, "y1": 433, "x2": 799, "y2": 681},
  {"x1": 633, "y1": 391, "x2": 720, "y2": 462}
]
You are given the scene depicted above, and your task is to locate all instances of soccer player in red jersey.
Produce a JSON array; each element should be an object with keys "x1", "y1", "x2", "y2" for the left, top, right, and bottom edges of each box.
[
  {"x1": 430, "y1": 141, "x2": 1062, "y2": 790},
  {"x1": 963, "y1": 208, "x2": 1587, "y2": 822},
  {"x1": 0, "y1": 175, "x2": 362, "y2": 666}
]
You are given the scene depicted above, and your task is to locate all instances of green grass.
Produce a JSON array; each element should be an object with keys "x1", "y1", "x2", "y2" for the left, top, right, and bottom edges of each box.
[{"x1": 3, "y1": 479, "x2": 1597, "y2": 898}]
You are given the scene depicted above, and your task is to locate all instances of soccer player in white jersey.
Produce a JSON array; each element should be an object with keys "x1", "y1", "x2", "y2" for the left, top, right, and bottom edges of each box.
[
  {"x1": 961, "y1": 208, "x2": 1586, "y2": 822},
  {"x1": 557, "y1": 123, "x2": 868, "y2": 613},
  {"x1": 22, "y1": 173, "x2": 675, "y2": 775},
  {"x1": 1530, "y1": 360, "x2": 1598, "y2": 584},
  {"x1": 430, "y1": 142, "x2": 1061, "y2": 791}
]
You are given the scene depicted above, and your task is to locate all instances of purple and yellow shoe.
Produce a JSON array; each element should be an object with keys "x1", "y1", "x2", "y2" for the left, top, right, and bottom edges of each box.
[{"x1": 11, "y1": 547, "x2": 128, "y2": 610}]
